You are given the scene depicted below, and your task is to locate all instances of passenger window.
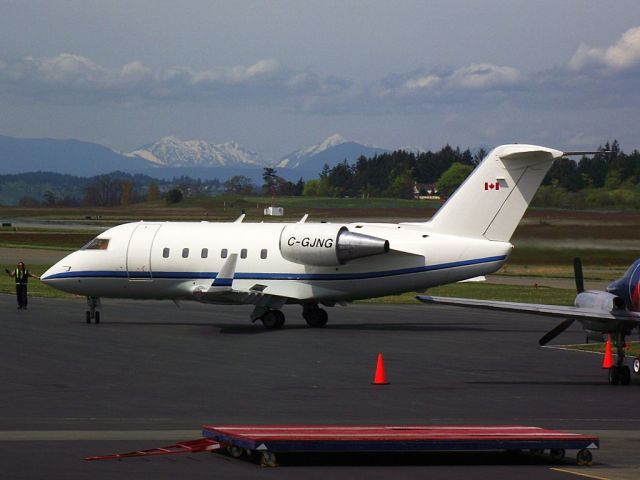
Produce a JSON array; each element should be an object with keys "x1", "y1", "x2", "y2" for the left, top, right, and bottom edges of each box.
[
  {"x1": 260, "y1": 249, "x2": 267, "y2": 259},
  {"x1": 201, "y1": 248, "x2": 208, "y2": 259},
  {"x1": 162, "y1": 248, "x2": 170, "y2": 258},
  {"x1": 241, "y1": 249, "x2": 247, "y2": 259},
  {"x1": 182, "y1": 248, "x2": 189, "y2": 258},
  {"x1": 221, "y1": 249, "x2": 228, "y2": 259}
]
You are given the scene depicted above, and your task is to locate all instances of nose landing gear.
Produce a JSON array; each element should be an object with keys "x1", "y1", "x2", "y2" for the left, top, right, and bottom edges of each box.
[
  {"x1": 607, "y1": 332, "x2": 632, "y2": 385},
  {"x1": 86, "y1": 296, "x2": 101, "y2": 324}
]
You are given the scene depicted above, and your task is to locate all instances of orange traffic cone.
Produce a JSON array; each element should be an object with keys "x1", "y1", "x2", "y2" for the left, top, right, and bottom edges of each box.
[
  {"x1": 372, "y1": 353, "x2": 390, "y2": 385},
  {"x1": 602, "y1": 335, "x2": 614, "y2": 369}
]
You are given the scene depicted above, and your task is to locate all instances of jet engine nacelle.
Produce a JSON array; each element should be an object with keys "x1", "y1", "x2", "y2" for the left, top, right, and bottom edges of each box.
[
  {"x1": 575, "y1": 291, "x2": 626, "y2": 312},
  {"x1": 279, "y1": 224, "x2": 389, "y2": 266}
]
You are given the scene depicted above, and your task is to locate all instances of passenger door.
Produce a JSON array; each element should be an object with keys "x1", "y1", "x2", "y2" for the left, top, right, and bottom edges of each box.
[{"x1": 126, "y1": 223, "x2": 162, "y2": 280}]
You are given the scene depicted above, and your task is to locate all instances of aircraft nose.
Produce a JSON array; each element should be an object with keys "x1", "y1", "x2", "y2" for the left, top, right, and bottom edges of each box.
[
  {"x1": 41, "y1": 262, "x2": 62, "y2": 284},
  {"x1": 41, "y1": 255, "x2": 73, "y2": 285}
]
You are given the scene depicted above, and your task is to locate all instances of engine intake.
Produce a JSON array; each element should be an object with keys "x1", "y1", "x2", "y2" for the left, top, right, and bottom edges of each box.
[{"x1": 279, "y1": 224, "x2": 389, "y2": 266}]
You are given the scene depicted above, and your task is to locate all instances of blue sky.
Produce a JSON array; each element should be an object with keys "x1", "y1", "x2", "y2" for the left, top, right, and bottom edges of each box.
[{"x1": 1, "y1": 1, "x2": 639, "y2": 161}]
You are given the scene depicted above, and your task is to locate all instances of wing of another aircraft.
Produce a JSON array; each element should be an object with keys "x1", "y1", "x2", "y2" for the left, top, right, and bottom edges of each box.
[{"x1": 416, "y1": 295, "x2": 640, "y2": 323}]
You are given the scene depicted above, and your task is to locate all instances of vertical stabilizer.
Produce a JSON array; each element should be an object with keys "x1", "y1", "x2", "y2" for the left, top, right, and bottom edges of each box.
[{"x1": 428, "y1": 144, "x2": 563, "y2": 241}]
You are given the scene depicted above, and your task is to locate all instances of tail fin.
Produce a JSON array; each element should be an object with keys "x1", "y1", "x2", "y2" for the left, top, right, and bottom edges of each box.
[{"x1": 428, "y1": 144, "x2": 563, "y2": 242}]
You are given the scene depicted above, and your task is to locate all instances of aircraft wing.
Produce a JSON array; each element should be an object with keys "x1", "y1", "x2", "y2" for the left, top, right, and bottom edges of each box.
[{"x1": 416, "y1": 295, "x2": 640, "y2": 324}]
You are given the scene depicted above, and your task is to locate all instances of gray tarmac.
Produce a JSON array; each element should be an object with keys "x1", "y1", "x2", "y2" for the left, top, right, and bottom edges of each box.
[{"x1": 1, "y1": 294, "x2": 639, "y2": 480}]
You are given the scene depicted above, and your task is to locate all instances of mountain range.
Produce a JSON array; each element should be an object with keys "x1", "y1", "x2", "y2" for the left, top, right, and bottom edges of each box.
[{"x1": 0, "y1": 133, "x2": 392, "y2": 180}]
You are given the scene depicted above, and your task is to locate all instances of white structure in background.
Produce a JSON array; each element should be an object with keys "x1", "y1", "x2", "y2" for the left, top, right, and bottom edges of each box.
[{"x1": 264, "y1": 206, "x2": 284, "y2": 216}]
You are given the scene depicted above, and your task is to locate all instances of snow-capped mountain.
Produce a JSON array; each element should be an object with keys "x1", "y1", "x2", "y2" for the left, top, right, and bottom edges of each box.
[
  {"x1": 128, "y1": 136, "x2": 264, "y2": 168},
  {"x1": 277, "y1": 133, "x2": 388, "y2": 170}
]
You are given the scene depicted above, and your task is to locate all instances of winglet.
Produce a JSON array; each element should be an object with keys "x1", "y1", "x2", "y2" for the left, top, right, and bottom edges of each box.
[{"x1": 211, "y1": 253, "x2": 238, "y2": 287}]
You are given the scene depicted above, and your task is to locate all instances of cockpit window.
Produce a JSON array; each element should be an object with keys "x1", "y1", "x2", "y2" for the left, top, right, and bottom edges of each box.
[{"x1": 82, "y1": 238, "x2": 110, "y2": 250}]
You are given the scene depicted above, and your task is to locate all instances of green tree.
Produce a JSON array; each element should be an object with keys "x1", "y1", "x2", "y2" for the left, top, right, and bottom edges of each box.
[
  {"x1": 147, "y1": 181, "x2": 160, "y2": 201},
  {"x1": 165, "y1": 188, "x2": 183, "y2": 204},
  {"x1": 384, "y1": 173, "x2": 414, "y2": 199},
  {"x1": 223, "y1": 175, "x2": 256, "y2": 195},
  {"x1": 436, "y1": 163, "x2": 473, "y2": 198},
  {"x1": 262, "y1": 167, "x2": 277, "y2": 195}
]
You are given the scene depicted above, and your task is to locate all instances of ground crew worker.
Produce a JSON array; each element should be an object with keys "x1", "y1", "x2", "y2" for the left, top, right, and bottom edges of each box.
[{"x1": 5, "y1": 261, "x2": 39, "y2": 310}]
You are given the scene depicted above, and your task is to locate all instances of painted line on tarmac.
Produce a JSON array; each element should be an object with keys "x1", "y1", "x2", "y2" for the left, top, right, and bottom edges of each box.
[
  {"x1": 543, "y1": 345, "x2": 604, "y2": 356},
  {"x1": 0, "y1": 430, "x2": 201, "y2": 441},
  {"x1": 550, "y1": 467, "x2": 612, "y2": 480}
]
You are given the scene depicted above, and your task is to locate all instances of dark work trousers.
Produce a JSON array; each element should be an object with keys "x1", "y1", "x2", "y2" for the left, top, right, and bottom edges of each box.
[{"x1": 16, "y1": 283, "x2": 27, "y2": 308}]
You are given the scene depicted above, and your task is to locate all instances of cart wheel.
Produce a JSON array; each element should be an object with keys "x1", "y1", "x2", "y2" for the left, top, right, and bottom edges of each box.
[
  {"x1": 228, "y1": 445, "x2": 244, "y2": 458},
  {"x1": 260, "y1": 451, "x2": 278, "y2": 467},
  {"x1": 530, "y1": 448, "x2": 544, "y2": 457},
  {"x1": 576, "y1": 449, "x2": 593, "y2": 466},
  {"x1": 550, "y1": 449, "x2": 565, "y2": 462}
]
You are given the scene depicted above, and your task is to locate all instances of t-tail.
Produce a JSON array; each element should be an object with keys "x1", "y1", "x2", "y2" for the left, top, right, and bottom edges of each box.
[{"x1": 427, "y1": 144, "x2": 564, "y2": 242}]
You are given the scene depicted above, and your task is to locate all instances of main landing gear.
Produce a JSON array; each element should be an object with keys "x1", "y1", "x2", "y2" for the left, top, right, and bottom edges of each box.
[
  {"x1": 302, "y1": 304, "x2": 328, "y2": 328},
  {"x1": 85, "y1": 296, "x2": 101, "y2": 324},
  {"x1": 608, "y1": 331, "x2": 632, "y2": 385},
  {"x1": 251, "y1": 306, "x2": 286, "y2": 330},
  {"x1": 261, "y1": 310, "x2": 285, "y2": 330},
  {"x1": 251, "y1": 304, "x2": 330, "y2": 330}
]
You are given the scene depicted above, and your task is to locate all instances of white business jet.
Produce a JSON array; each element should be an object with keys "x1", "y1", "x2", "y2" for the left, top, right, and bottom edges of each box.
[{"x1": 42, "y1": 144, "x2": 568, "y2": 329}]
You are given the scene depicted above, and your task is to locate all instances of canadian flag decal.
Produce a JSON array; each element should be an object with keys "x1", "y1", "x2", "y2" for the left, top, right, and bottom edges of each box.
[{"x1": 484, "y1": 182, "x2": 500, "y2": 191}]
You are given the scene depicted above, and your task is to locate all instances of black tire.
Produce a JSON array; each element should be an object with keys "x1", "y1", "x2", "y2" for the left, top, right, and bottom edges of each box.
[
  {"x1": 621, "y1": 365, "x2": 631, "y2": 385},
  {"x1": 262, "y1": 310, "x2": 285, "y2": 330},
  {"x1": 85, "y1": 311, "x2": 91, "y2": 324},
  {"x1": 228, "y1": 445, "x2": 244, "y2": 458},
  {"x1": 304, "y1": 308, "x2": 328, "y2": 328},
  {"x1": 608, "y1": 366, "x2": 621, "y2": 385},
  {"x1": 549, "y1": 449, "x2": 565, "y2": 462},
  {"x1": 576, "y1": 448, "x2": 592, "y2": 466}
]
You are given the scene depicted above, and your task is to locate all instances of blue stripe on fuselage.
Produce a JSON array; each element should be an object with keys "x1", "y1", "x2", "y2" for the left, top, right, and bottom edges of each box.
[{"x1": 42, "y1": 255, "x2": 507, "y2": 282}]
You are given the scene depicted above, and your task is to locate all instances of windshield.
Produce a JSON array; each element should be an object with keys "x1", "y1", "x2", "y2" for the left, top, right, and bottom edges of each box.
[{"x1": 82, "y1": 238, "x2": 110, "y2": 250}]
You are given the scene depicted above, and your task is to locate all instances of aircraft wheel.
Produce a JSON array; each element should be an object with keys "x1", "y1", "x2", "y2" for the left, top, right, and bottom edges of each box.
[
  {"x1": 261, "y1": 310, "x2": 285, "y2": 330},
  {"x1": 304, "y1": 308, "x2": 328, "y2": 328},
  {"x1": 633, "y1": 357, "x2": 640, "y2": 375},
  {"x1": 608, "y1": 366, "x2": 621, "y2": 385},
  {"x1": 620, "y1": 365, "x2": 631, "y2": 385},
  {"x1": 94, "y1": 311, "x2": 100, "y2": 324},
  {"x1": 85, "y1": 311, "x2": 91, "y2": 324}
]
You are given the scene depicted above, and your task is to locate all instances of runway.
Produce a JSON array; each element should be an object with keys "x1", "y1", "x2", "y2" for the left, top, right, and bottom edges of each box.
[{"x1": 1, "y1": 295, "x2": 638, "y2": 479}]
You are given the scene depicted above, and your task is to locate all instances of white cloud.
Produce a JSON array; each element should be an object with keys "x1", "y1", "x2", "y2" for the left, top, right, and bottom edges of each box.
[
  {"x1": 447, "y1": 63, "x2": 521, "y2": 90},
  {"x1": 386, "y1": 63, "x2": 523, "y2": 101},
  {"x1": 0, "y1": 54, "x2": 344, "y2": 104},
  {"x1": 404, "y1": 74, "x2": 441, "y2": 90},
  {"x1": 569, "y1": 26, "x2": 640, "y2": 72}
]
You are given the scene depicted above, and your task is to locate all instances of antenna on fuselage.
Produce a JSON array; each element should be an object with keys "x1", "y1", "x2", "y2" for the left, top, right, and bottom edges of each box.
[{"x1": 234, "y1": 214, "x2": 246, "y2": 223}]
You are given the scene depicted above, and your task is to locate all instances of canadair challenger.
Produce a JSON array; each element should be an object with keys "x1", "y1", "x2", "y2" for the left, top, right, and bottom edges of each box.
[{"x1": 42, "y1": 144, "x2": 581, "y2": 329}]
